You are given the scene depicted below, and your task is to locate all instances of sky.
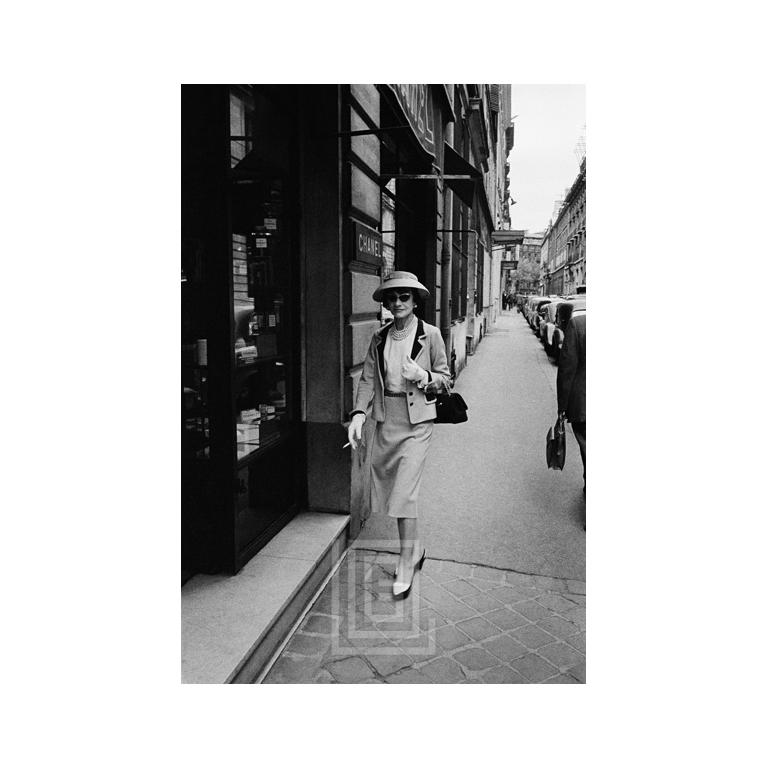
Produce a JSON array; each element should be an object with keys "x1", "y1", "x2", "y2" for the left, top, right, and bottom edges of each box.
[{"x1": 506, "y1": 85, "x2": 586, "y2": 234}]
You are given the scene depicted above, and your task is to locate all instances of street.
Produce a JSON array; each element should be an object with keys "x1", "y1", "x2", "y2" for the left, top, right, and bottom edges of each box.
[{"x1": 261, "y1": 309, "x2": 586, "y2": 683}]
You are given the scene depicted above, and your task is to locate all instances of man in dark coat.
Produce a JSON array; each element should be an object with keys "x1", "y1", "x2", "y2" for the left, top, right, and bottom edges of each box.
[{"x1": 557, "y1": 313, "x2": 586, "y2": 490}]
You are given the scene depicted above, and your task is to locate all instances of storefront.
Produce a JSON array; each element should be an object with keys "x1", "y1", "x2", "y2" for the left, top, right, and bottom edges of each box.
[
  {"x1": 182, "y1": 84, "x2": 499, "y2": 579},
  {"x1": 181, "y1": 85, "x2": 514, "y2": 684},
  {"x1": 182, "y1": 86, "x2": 304, "y2": 576},
  {"x1": 180, "y1": 84, "x2": 399, "y2": 577}
]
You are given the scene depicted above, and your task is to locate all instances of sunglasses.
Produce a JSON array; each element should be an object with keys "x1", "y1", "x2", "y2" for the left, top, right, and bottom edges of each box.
[{"x1": 384, "y1": 292, "x2": 413, "y2": 303}]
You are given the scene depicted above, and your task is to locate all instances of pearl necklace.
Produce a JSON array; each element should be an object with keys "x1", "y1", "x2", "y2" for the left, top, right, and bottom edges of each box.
[{"x1": 390, "y1": 315, "x2": 416, "y2": 341}]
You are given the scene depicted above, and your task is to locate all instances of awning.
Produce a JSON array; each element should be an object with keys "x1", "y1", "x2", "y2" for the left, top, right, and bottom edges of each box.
[
  {"x1": 491, "y1": 229, "x2": 526, "y2": 246},
  {"x1": 443, "y1": 143, "x2": 481, "y2": 209}
]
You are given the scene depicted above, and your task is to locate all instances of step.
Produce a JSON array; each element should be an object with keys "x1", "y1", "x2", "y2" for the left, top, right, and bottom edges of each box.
[{"x1": 181, "y1": 511, "x2": 350, "y2": 684}]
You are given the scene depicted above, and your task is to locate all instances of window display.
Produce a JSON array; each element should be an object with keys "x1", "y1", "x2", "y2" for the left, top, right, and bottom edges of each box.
[
  {"x1": 235, "y1": 363, "x2": 288, "y2": 460},
  {"x1": 231, "y1": 173, "x2": 292, "y2": 462},
  {"x1": 182, "y1": 84, "x2": 301, "y2": 576},
  {"x1": 228, "y1": 85, "x2": 295, "y2": 470},
  {"x1": 181, "y1": 255, "x2": 211, "y2": 464}
]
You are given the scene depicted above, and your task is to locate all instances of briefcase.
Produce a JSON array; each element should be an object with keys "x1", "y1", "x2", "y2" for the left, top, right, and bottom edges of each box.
[{"x1": 546, "y1": 414, "x2": 566, "y2": 470}]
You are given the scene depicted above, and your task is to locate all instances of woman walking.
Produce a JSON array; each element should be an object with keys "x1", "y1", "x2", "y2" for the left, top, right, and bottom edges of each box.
[{"x1": 347, "y1": 271, "x2": 451, "y2": 599}]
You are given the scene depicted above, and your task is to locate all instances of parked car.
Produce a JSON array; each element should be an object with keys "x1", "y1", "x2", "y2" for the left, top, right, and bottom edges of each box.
[
  {"x1": 539, "y1": 299, "x2": 566, "y2": 350},
  {"x1": 522, "y1": 295, "x2": 542, "y2": 323},
  {"x1": 551, "y1": 298, "x2": 586, "y2": 360},
  {"x1": 529, "y1": 298, "x2": 553, "y2": 333},
  {"x1": 521, "y1": 295, "x2": 534, "y2": 322}
]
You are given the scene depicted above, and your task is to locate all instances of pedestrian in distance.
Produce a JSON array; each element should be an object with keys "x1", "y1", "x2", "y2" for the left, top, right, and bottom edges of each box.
[
  {"x1": 347, "y1": 271, "x2": 451, "y2": 599},
  {"x1": 556, "y1": 312, "x2": 586, "y2": 524}
]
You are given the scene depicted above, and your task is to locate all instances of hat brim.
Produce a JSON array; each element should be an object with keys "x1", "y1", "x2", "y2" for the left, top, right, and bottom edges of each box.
[{"x1": 373, "y1": 280, "x2": 430, "y2": 303}]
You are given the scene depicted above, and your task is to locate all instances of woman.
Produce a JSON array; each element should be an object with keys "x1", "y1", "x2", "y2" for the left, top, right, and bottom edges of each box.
[{"x1": 347, "y1": 271, "x2": 451, "y2": 599}]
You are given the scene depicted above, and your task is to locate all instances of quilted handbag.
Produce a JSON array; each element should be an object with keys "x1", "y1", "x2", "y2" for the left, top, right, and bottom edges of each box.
[{"x1": 433, "y1": 380, "x2": 468, "y2": 424}]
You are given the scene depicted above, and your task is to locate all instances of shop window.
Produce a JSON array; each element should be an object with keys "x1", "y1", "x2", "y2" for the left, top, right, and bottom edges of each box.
[
  {"x1": 451, "y1": 214, "x2": 462, "y2": 320},
  {"x1": 450, "y1": 200, "x2": 471, "y2": 321},
  {"x1": 230, "y1": 175, "x2": 292, "y2": 461},
  {"x1": 229, "y1": 89, "x2": 254, "y2": 168},
  {"x1": 381, "y1": 179, "x2": 396, "y2": 279},
  {"x1": 182, "y1": 84, "x2": 302, "y2": 576},
  {"x1": 460, "y1": 253, "x2": 468, "y2": 317},
  {"x1": 377, "y1": 179, "x2": 397, "y2": 325},
  {"x1": 232, "y1": 233, "x2": 248, "y2": 304},
  {"x1": 477, "y1": 245, "x2": 484, "y2": 311}
]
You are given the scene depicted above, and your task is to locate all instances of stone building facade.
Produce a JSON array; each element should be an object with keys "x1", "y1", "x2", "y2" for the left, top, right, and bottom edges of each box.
[
  {"x1": 182, "y1": 84, "x2": 513, "y2": 576},
  {"x1": 546, "y1": 157, "x2": 586, "y2": 296}
]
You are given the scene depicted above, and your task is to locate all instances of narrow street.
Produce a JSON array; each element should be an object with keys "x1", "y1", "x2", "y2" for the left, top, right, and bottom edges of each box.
[{"x1": 261, "y1": 309, "x2": 586, "y2": 683}]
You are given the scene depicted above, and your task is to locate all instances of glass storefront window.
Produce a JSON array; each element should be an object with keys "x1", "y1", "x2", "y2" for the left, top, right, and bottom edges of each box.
[
  {"x1": 229, "y1": 89, "x2": 293, "y2": 465},
  {"x1": 183, "y1": 84, "x2": 301, "y2": 575},
  {"x1": 235, "y1": 363, "x2": 288, "y2": 460},
  {"x1": 381, "y1": 179, "x2": 396, "y2": 279},
  {"x1": 230, "y1": 90, "x2": 254, "y2": 169},
  {"x1": 231, "y1": 176, "x2": 288, "y2": 365},
  {"x1": 231, "y1": 173, "x2": 291, "y2": 460}
]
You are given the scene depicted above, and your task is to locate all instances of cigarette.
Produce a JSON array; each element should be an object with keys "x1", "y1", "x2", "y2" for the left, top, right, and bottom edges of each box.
[{"x1": 342, "y1": 442, "x2": 351, "y2": 449}]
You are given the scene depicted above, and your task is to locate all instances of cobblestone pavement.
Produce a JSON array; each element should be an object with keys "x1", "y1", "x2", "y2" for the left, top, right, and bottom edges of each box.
[{"x1": 262, "y1": 549, "x2": 585, "y2": 684}]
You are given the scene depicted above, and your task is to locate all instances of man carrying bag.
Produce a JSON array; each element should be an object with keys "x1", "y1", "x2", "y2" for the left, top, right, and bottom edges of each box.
[{"x1": 556, "y1": 313, "x2": 586, "y2": 524}]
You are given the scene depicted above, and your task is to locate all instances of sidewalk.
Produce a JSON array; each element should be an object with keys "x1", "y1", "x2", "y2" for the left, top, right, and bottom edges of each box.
[
  {"x1": 262, "y1": 551, "x2": 585, "y2": 683},
  {"x1": 261, "y1": 311, "x2": 586, "y2": 683}
]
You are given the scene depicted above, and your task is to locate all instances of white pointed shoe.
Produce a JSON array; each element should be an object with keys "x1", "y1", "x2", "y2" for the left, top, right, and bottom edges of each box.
[
  {"x1": 392, "y1": 549, "x2": 426, "y2": 599},
  {"x1": 392, "y1": 574, "x2": 413, "y2": 599}
]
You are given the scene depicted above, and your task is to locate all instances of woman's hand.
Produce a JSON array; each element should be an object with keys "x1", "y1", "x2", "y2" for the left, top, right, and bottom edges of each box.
[
  {"x1": 402, "y1": 356, "x2": 427, "y2": 384},
  {"x1": 348, "y1": 413, "x2": 366, "y2": 450}
]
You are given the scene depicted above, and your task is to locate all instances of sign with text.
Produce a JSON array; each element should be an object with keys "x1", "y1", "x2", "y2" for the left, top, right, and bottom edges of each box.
[
  {"x1": 353, "y1": 221, "x2": 382, "y2": 267},
  {"x1": 386, "y1": 84, "x2": 436, "y2": 158}
]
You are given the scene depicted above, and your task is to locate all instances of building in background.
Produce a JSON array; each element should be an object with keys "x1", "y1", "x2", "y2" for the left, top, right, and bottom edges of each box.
[
  {"x1": 444, "y1": 85, "x2": 513, "y2": 367},
  {"x1": 514, "y1": 232, "x2": 543, "y2": 294},
  {"x1": 548, "y1": 157, "x2": 586, "y2": 296},
  {"x1": 563, "y1": 157, "x2": 586, "y2": 293},
  {"x1": 493, "y1": 229, "x2": 526, "y2": 297},
  {"x1": 539, "y1": 225, "x2": 551, "y2": 293}
]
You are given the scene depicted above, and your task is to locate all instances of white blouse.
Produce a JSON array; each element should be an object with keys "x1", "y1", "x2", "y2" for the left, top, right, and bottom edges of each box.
[{"x1": 383, "y1": 321, "x2": 418, "y2": 393}]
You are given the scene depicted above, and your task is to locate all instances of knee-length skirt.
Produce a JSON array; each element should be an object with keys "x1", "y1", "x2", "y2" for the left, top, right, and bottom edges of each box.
[{"x1": 371, "y1": 394, "x2": 434, "y2": 519}]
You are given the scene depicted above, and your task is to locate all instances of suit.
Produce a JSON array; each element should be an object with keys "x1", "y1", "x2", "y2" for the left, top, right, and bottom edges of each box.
[
  {"x1": 352, "y1": 318, "x2": 451, "y2": 424},
  {"x1": 557, "y1": 313, "x2": 586, "y2": 422},
  {"x1": 557, "y1": 312, "x2": 586, "y2": 484}
]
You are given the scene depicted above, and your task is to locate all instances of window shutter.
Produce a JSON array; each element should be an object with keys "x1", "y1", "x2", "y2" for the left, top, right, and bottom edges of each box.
[{"x1": 489, "y1": 84, "x2": 500, "y2": 112}]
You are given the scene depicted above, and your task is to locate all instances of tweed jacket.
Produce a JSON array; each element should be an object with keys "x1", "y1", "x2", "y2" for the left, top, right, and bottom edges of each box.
[
  {"x1": 556, "y1": 313, "x2": 586, "y2": 423},
  {"x1": 351, "y1": 318, "x2": 451, "y2": 424}
]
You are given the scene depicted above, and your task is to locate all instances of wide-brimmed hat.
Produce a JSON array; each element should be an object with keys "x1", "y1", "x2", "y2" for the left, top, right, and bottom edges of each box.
[{"x1": 372, "y1": 271, "x2": 430, "y2": 303}]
